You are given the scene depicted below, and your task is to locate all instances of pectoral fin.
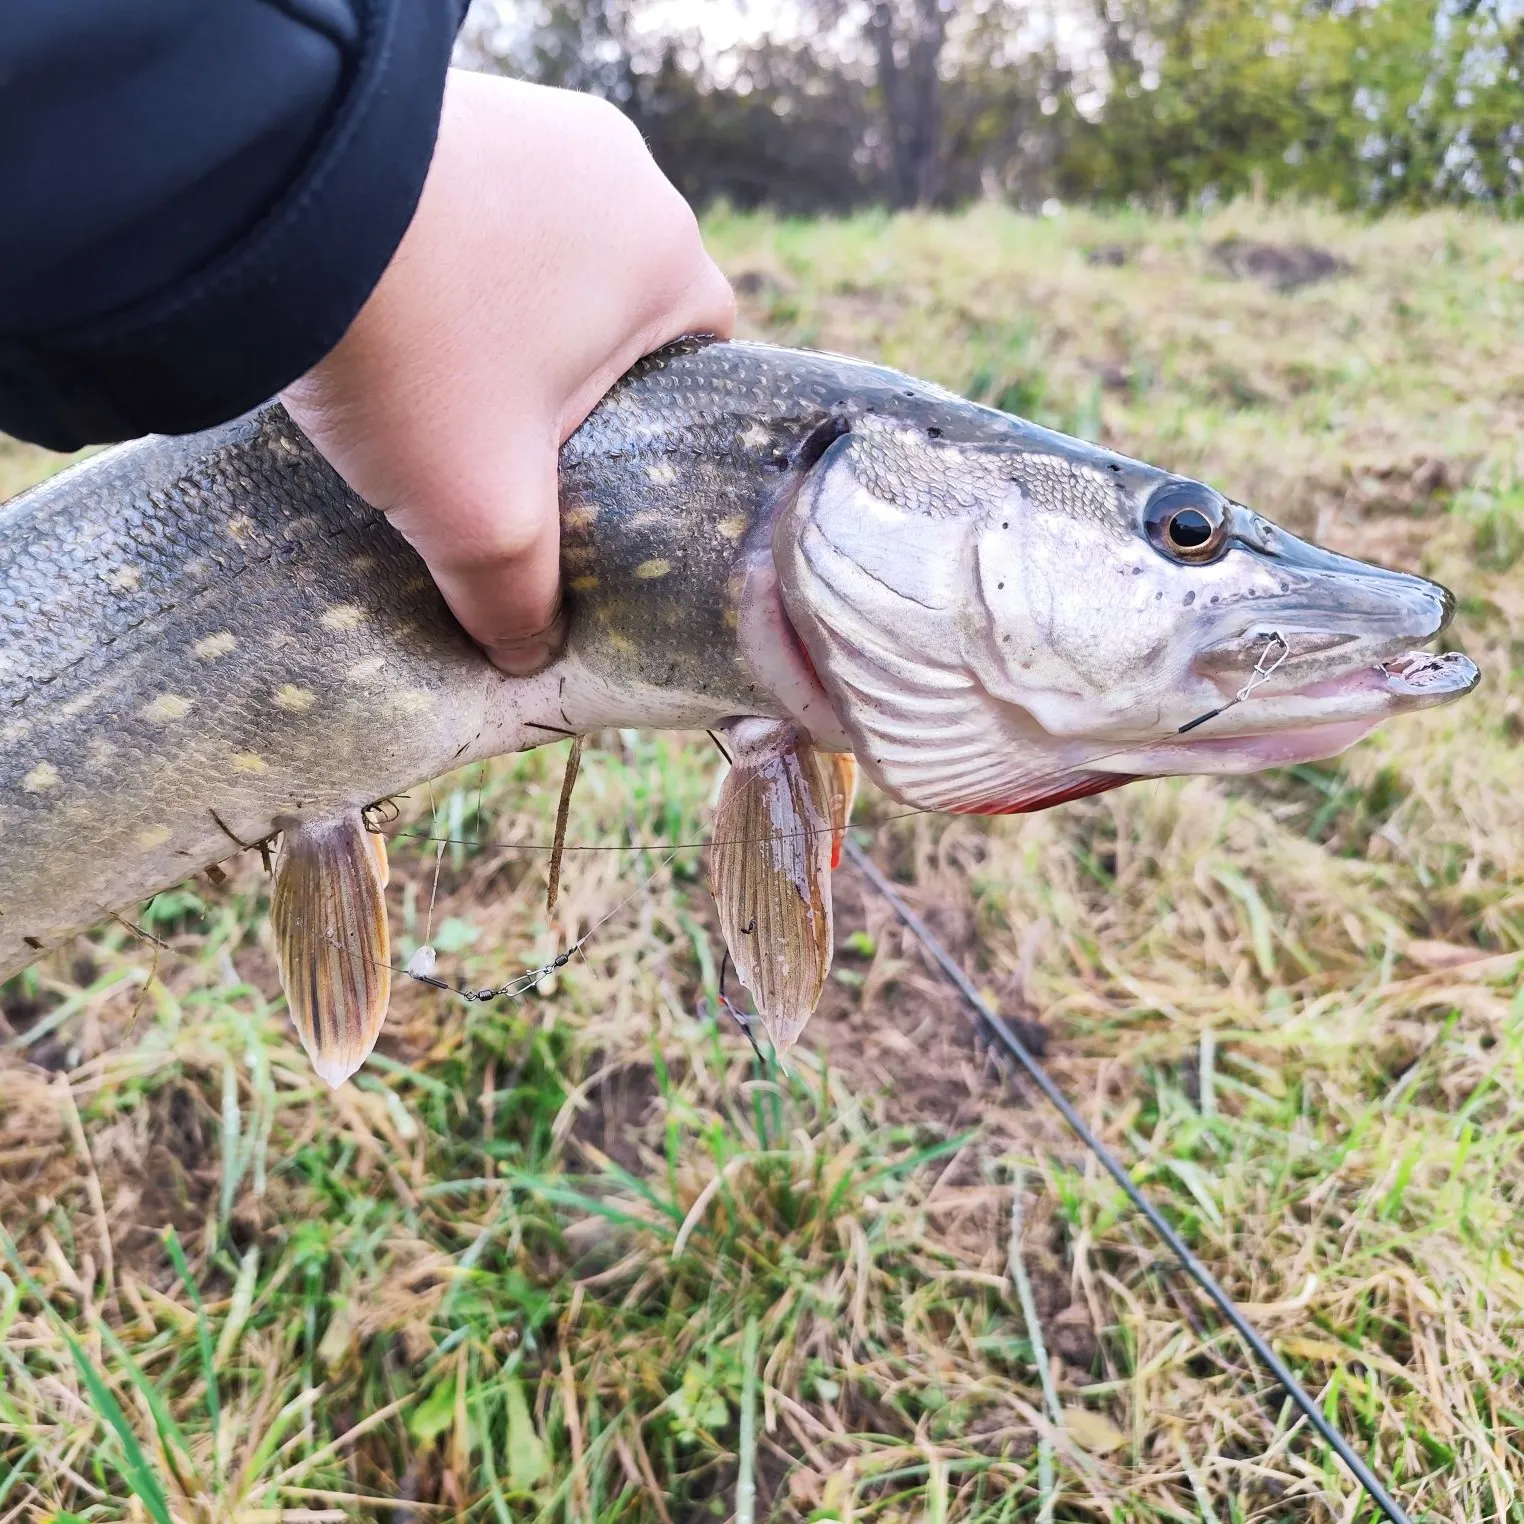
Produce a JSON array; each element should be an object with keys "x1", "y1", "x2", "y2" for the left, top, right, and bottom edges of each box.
[
  {"x1": 711, "y1": 722, "x2": 853, "y2": 1056},
  {"x1": 270, "y1": 811, "x2": 391, "y2": 1089},
  {"x1": 811, "y1": 749, "x2": 858, "y2": 870}
]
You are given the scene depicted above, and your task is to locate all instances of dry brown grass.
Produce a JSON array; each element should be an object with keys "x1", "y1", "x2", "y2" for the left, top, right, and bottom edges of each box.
[{"x1": 3, "y1": 202, "x2": 1523, "y2": 1522}]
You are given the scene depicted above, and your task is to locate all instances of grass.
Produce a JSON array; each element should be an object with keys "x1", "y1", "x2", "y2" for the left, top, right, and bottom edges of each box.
[{"x1": 3, "y1": 200, "x2": 1524, "y2": 1521}]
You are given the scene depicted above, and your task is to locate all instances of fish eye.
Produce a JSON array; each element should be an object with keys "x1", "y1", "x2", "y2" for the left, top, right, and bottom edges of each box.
[{"x1": 1143, "y1": 482, "x2": 1228, "y2": 564}]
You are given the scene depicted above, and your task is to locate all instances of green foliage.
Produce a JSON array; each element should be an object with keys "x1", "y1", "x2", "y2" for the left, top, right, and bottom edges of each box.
[{"x1": 1068, "y1": 0, "x2": 1523, "y2": 211}]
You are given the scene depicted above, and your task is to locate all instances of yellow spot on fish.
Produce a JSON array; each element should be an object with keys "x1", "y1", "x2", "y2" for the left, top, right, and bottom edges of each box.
[
  {"x1": 717, "y1": 516, "x2": 748, "y2": 541},
  {"x1": 86, "y1": 739, "x2": 116, "y2": 768},
  {"x1": 137, "y1": 824, "x2": 172, "y2": 850},
  {"x1": 143, "y1": 693, "x2": 192, "y2": 723},
  {"x1": 194, "y1": 631, "x2": 237, "y2": 660},
  {"x1": 635, "y1": 558, "x2": 671, "y2": 580},
  {"x1": 350, "y1": 555, "x2": 375, "y2": 574},
  {"x1": 273, "y1": 684, "x2": 316, "y2": 712},
  {"x1": 22, "y1": 761, "x2": 58, "y2": 793},
  {"x1": 226, "y1": 515, "x2": 254, "y2": 542},
  {"x1": 269, "y1": 631, "x2": 296, "y2": 649},
  {"x1": 741, "y1": 424, "x2": 771, "y2": 450},
  {"x1": 610, "y1": 633, "x2": 636, "y2": 655},
  {"x1": 392, "y1": 690, "x2": 432, "y2": 715},
  {"x1": 232, "y1": 752, "x2": 268, "y2": 775},
  {"x1": 645, "y1": 462, "x2": 678, "y2": 485},
  {"x1": 570, "y1": 575, "x2": 600, "y2": 592},
  {"x1": 723, "y1": 607, "x2": 739, "y2": 629},
  {"x1": 565, "y1": 505, "x2": 598, "y2": 530},
  {"x1": 108, "y1": 564, "x2": 141, "y2": 592},
  {"x1": 346, "y1": 656, "x2": 387, "y2": 684},
  {"x1": 321, "y1": 603, "x2": 367, "y2": 631}
]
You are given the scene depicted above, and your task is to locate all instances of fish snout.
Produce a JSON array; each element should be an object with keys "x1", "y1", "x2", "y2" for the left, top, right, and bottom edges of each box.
[{"x1": 1203, "y1": 522, "x2": 1458, "y2": 688}]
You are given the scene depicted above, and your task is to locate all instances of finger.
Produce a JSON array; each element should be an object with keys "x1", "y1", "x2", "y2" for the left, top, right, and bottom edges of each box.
[
  {"x1": 387, "y1": 447, "x2": 566, "y2": 677},
  {"x1": 626, "y1": 200, "x2": 737, "y2": 351},
  {"x1": 667, "y1": 245, "x2": 738, "y2": 343}
]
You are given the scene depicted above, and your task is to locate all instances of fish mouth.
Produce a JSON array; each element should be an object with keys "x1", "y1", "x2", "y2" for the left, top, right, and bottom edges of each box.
[
  {"x1": 1093, "y1": 648, "x2": 1480, "y2": 778},
  {"x1": 1291, "y1": 648, "x2": 1481, "y2": 705}
]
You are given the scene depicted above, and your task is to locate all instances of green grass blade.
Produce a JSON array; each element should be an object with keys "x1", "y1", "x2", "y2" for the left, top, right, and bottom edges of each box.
[
  {"x1": 97, "y1": 1322, "x2": 200, "y2": 1497},
  {"x1": 163, "y1": 1225, "x2": 223, "y2": 1439},
  {"x1": 0, "y1": 1234, "x2": 177, "y2": 1524},
  {"x1": 736, "y1": 1316, "x2": 760, "y2": 1524}
]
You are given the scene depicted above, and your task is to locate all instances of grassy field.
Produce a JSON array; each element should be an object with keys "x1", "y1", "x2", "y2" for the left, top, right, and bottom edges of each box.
[{"x1": 3, "y1": 202, "x2": 1524, "y2": 1522}]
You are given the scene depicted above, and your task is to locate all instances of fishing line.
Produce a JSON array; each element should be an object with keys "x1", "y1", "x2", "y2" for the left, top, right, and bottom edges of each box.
[
  {"x1": 706, "y1": 941, "x2": 766, "y2": 1063},
  {"x1": 101, "y1": 639, "x2": 1401, "y2": 1519},
  {"x1": 384, "y1": 806, "x2": 934, "y2": 857},
  {"x1": 843, "y1": 836, "x2": 1410, "y2": 1524},
  {"x1": 397, "y1": 850, "x2": 678, "y2": 1007}
]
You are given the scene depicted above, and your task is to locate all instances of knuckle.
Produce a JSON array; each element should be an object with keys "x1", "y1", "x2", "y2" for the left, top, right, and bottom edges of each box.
[{"x1": 394, "y1": 487, "x2": 556, "y2": 574}]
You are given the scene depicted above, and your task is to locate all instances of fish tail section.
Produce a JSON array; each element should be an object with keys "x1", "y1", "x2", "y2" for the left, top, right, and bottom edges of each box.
[
  {"x1": 270, "y1": 810, "x2": 391, "y2": 1089},
  {"x1": 711, "y1": 721, "x2": 846, "y2": 1057}
]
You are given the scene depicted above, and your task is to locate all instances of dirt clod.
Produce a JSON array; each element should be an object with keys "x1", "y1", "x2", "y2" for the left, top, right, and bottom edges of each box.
[{"x1": 1209, "y1": 238, "x2": 1352, "y2": 291}]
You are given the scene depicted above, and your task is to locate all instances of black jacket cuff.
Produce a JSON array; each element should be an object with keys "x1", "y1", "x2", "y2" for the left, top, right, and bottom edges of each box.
[{"x1": 0, "y1": 0, "x2": 465, "y2": 452}]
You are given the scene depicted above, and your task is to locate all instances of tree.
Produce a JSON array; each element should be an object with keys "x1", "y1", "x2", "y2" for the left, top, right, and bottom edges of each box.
[{"x1": 867, "y1": 0, "x2": 953, "y2": 206}]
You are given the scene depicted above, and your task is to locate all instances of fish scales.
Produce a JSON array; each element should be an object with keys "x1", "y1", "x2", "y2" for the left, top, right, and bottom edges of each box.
[{"x1": 0, "y1": 340, "x2": 1020, "y2": 976}]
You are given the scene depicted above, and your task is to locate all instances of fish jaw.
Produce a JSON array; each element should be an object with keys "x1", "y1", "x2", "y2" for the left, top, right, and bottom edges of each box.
[{"x1": 1086, "y1": 650, "x2": 1481, "y2": 779}]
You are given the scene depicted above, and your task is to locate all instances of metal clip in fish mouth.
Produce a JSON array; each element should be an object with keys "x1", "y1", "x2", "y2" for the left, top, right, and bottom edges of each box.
[
  {"x1": 1233, "y1": 629, "x2": 1290, "y2": 704},
  {"x1": 1178, "y1": 630, "x2": 1289, "y2": 734},
  {"x1": 1194, "y1": 628, "x2": 1354, "y2": 678}
]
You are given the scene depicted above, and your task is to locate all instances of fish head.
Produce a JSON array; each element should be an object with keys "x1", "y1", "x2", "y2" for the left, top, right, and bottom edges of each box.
[{"x1": 774, "y1": 413, "x2": 1479, "y2": 814}]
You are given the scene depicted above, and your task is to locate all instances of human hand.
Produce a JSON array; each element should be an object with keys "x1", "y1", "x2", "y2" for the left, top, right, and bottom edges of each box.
[{"x1": 282, "y1": 70, "x2": 735, "y2": 674}]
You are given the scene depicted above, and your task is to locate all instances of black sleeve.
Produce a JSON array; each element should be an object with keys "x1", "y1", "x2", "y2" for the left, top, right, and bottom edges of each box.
[{"x1": 0, "y1": 0, "x2": 468, "y2": 452}]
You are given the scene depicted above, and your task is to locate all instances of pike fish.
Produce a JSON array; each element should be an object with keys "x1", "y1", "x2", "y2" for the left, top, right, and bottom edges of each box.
[{"x1": 0, "y1": 338, "x2": 1479, "y2": 1083}]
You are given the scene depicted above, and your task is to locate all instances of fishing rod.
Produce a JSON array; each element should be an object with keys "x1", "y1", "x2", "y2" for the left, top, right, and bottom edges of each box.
[{"x1": 842, "y1": 837, "x2": 1409, "y2": 1524}]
